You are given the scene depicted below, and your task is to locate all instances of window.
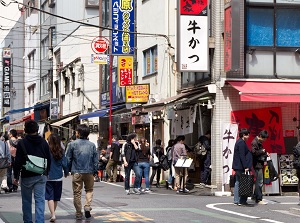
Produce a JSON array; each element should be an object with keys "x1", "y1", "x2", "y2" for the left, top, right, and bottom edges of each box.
[
  {"x1": 63, "y1": 73, "x2": 70, "y2": 94},
  {"x1": 41, "y1": 75, "x2": 48, "y2": 96},
  {"x1": 41, "y1": 36, "x2": 49, "y2": 59},
  {"x1": 27, "y1": 84, "x2": 36, "y2": 106},
  {"x1": 28, "y1": 51, "x2": 35, "y2": 72},
  {"x1": 143, "y1": 46, "x2": 158, "y2": 76},
  {"x1": 71, "y1": 72, "x2": 75, "y2": 91},
  {"x1": 102, "y1": 0, "x2": 109, "y2": 27},
  {"x1": 246, "y1": 1, "x2": 300, "y2": 77}
]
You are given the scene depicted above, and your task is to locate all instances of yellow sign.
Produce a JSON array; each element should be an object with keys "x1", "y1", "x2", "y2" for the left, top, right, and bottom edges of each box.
[
  {"x1": 118, "y1": 56, "x2": 134, "y2": 87},
  {"x1": 125, "y1": 84, "x2": 150, "y2": 103}
]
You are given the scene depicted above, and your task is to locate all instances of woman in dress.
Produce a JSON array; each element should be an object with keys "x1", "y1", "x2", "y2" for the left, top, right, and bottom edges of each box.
[{"x1": 46, "y1": 134, "x2": 68, "y2": 222}]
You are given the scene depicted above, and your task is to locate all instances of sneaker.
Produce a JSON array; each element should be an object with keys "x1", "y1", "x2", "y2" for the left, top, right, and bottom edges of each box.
[
  {"x1": 168, "y1": 185, "x2": 173, "y2": 190},
  {"x1": 183, "y1": 188, "x2": 189, "y2": 193},
  {"x1": 125, "y1": 190, "x2": 130, "y2": 195},
  {"x1": 50, "y1": 216, "x2": 56, "y2": 222},
  {"x1": 257, "y1": 200, "x2": 267, "y2": 205},
  {"x1": 132, "y1": 188, "x2": 141, "y2": 195},
  {"x1": 75, "y1": 215, "x2": 83, "y2": 220},
  {"x1": 144, "y1": 188, "x2": 152, "y2": 193},
  {"x1": 84, "y1": 210, "x2": 91, "y2": 219}
]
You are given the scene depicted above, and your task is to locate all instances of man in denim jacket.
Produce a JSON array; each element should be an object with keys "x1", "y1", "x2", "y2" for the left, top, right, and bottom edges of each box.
[{"x1": 66, "y1": 124, "x2": 98, "y2": 220}]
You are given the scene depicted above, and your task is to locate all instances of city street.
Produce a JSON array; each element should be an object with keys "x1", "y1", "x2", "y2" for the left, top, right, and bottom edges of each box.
[{"x1": 0, "y1": 177, "x2": 299, "y2": 223}]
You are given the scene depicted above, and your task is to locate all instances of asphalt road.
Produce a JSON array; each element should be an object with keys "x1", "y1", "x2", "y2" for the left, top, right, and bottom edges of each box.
[{"x1": 0, "y1": 177, "x2": 300, "y2": 223}]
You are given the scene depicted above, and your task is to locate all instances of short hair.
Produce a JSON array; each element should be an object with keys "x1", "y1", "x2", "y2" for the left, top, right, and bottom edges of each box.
[
  {"x1": 259, "y1": 130, "x2": 269, "y2": 139},
  {"x1": 24, "y1": 120, "x2": 39, "y2": 134},
  {"x1": 176, "y1": 135, "x2": 185, "y2": 142},
  {"x1": 239, "y1": 128, "x2": 250, "y2": 138},
  {"x1": 126, "y1": 133, "x2": 137, "y2": 142},
  {"x1": 76, "y1": 124, "x2": 90, "y2": 139},
  {"x1": 155, "y1": 139, "x2": 162, "y2": 146},
  {"x1": 112, "y1": 135, "x2": 118, "y2": 140},
  {"x1": 9, "y1": 129, "x2": 17, "y2": 138}
]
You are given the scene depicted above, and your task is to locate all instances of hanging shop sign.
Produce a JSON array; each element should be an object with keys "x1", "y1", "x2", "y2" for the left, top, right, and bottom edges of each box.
[
  {"x1": 177, "y1": 0, "x2": 209, "y2": 72},
  {"x1": 125, "y1": 84, "x2": 150, "y2": 103},
  {"x1": 2, "y1": 48, "x2": 11, "y2": 107},
  {"x1": 231, "y1": 107, "x2": 285, "y2": 154},
  {"x1": 50, "y1": 98, "x2": 58, "y2": 120},
  {"x1": 91, "y1": 36, "x2": 109, "y2": 54},
  {"x1": 118, "y1": 56, "x2": 133, "y2": 87},
  {"x1": 91, "y1": 54, "x2": 109, "y2": 64},
  {"x1": 111, "y1": 0, "x2": 135, "y2": 55}
]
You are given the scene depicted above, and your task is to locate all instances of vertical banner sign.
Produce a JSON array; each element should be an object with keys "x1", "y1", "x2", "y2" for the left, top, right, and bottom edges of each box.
[
  {"x1": 50, "y1": 98, "x2": 58, "y2": 120},
  {"x1": 222, "y1": 123, "x2": 238, "y2": 185},
  {"x1": 231, "y1": 107, "x2": 285, "y2": 154},
  {"x1": 178, "y1": 0, "x2": 209, "y2": 72},
  {"x1": 224, "y1": 7, "x2": 232, "y2": 71},
  {"x1": 118, "y1": 56, "x2": 133, "y2": 86},
  {"x1": 2, "y1": 48, "x2": 11, "y2": 107},
  {"x1": 112, "y1": 0, "x2": 135, "y2": 55}
]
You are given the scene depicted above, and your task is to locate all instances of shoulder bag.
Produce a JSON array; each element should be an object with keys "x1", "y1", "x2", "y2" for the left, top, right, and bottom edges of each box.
[
  {"x1": 19, "y1": 140, "x2": 47, "y2": 175},
  {"x1": 0, "y1": 142, "x2": 10, "y2": 169}
]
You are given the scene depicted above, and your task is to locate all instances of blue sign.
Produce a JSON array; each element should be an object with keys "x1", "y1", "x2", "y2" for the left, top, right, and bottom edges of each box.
[{"x1": 112, "y1": 0, "x2": 135, "y2": 55}]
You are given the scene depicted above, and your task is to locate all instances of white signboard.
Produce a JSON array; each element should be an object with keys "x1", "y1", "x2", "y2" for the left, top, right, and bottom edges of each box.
[{"x1": 91, "y1": 54, "x2": 109, "y2": 64}]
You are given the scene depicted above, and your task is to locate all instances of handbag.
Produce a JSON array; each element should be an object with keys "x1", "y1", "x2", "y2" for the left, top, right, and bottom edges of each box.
[
  {"x1": 0, "y1": 142, "x2": 10, "y2": 169},
  {"x1": 19, "y1": 140, "x2": 47, "y2": 175},
  {"x1": 150, "y1": 154, "x2": 160, "y2": 167},
  {"x1": 239, "y1": 171, "x2": 254, "y2": 197}
]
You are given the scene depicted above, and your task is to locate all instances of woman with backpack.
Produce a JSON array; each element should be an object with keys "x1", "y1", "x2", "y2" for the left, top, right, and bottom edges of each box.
[{"x1": 150, "y1": 139, "x2": 164, "y2": 188}]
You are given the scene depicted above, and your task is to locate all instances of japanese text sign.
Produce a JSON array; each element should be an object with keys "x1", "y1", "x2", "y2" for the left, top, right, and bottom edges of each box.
[
  {"x1": 112, "y1": 0, "x2": 135, "y2": 55},
  {"x1": 125, "y1": 84, "x2": 149, "y2": 103},
  {"x1": 118, "y1": 56, "x2": 133, "y2": 86},
  {"x1": 2, "y1": 48, "x2": 11, "y2": 107},
  {"x1": 178, "y1": 0, "x2": 209, "y2": 72},
  {"x1": 231, "y1": 107, "x2": 285, "y2": 154}
]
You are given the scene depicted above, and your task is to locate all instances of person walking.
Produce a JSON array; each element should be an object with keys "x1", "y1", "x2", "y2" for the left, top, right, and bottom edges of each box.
[
  {"x1": 13, "y1": 120, "x2": 51, "y2": 223},
  {"x1": 122, "y1": 133, "x2": 141, "y2": 195},
  {"x1": 150, "y1": 139, "x2": 164, "y2": 188},
  {"x1": 173, "y1": 135, "x2": 189, "y2": 193},
  {"x1": 0, "y1": 139, "x2": 11, "y2": 193},
  {"x1": 65, "y1": 124, "x2": 98, "y2": 220},
  {"x1": 46, "y1": 133, "x2": 69, "y2": 222},
  {"x1": 106, "y1": 135, "x2": 121, "y2": 183},
  {"x1": 138, "y1": 138, "x2": 151, "y2": 192},
  {"x1": 232, "y1": 128, "x2": 252, "y2": 206},
  {"x1": 7, "y1": 129, "x2": 19, "y2": 192},
  {"x1": 251, "y1": 130, "x2": 269, "y2": 205}
]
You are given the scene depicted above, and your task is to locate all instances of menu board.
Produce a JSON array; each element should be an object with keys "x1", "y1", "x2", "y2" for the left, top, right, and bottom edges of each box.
[{"x1": 279, "y1": 154, "x2": 299, "y2": 185}]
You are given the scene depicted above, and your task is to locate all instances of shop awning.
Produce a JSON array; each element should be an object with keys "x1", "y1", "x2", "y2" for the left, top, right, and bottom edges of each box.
[
  {"x1": 228, "y1": 81, "x2": 300, "y2": 102},
  {"x1": 78, "y1": 105, "x2": 125, "y2": 120},
  {"x1": 51, "y1": 115, "x2": 78, "y2": 127}
]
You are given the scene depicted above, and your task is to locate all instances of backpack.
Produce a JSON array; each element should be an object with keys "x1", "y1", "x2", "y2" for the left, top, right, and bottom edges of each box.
[
  {"x1": 194, "y1": 142, "x2": 207, "y2": 156},
  {"x1": 159, "y1": 155, "x2": 169, "y2": 171},
  {"x1": 8, "y1": 139, "x2": 18, "y2": 158},
  {"x1": 166, "y1": 146, "x2": 173, "y2": 162}
]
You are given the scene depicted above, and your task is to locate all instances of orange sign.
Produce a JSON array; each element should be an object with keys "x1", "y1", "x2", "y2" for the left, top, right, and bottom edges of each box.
[
  {"x1": 125, "y1": 84, "x2": 150, "y2": 103},
  {"x1": 118, "y1": 56, "x2": 134, "y2": 87}
]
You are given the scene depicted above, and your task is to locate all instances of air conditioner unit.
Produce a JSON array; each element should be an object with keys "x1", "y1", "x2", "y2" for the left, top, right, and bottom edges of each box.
[{"x1": 48, "y1": 49, "x2": 53, "y2": 60}]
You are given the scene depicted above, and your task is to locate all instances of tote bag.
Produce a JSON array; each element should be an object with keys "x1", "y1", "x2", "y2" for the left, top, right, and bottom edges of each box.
[{"x1": 239, "y1": 172, "x2": 254, "y2": 197}]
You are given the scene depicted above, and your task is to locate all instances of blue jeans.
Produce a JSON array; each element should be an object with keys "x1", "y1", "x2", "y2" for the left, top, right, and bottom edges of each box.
[
  {"x1": 21, "y1": 175, "x2": 47, "y2": 223},
  {"x1": 124, "y1": 162, "x2": 140, "y2": 190},
  {"x1": 233, "y1": 170, "x2": 248, "y2": 204},
  {"x1": 138, "y1": 162, "x2": 150, "y2": 188},
  {"x1": 168, "y1": 162, "x2": 173, "y2": 184},
  {"x1": 201, "y1": 152, "x2": 211, "y2": 184},
  {"x1": 254, "y1": 168, "x2": 263, "y2": 202}
]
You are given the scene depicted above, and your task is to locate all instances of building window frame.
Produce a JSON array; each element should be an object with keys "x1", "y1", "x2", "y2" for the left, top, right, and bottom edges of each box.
[{"x1": 143, "y1": 45, "x2": 158, "y2": 77}]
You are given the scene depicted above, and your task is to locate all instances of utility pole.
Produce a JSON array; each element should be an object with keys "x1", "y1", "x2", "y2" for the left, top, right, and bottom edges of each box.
[{"x1": 98, "y1": 0, "x2": 103, "y2": 143}]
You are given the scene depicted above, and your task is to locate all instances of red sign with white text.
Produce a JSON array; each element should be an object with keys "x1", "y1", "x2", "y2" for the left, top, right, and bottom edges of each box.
[
  {"x1": 91, "y1": 37, "x2": 109, "y2": 54},
  {"x1": 118, "y1": 56, "x2": 133, "y2": 87},
  {"x1": 231, "y1": 107, "x2": 285, "y2": 154},
  {"x1": 180, "y1": 0, "x2": 208, "y2": 15},
  {"x1": 224, "y1": 7, "x2": 232, "y2": 71}
]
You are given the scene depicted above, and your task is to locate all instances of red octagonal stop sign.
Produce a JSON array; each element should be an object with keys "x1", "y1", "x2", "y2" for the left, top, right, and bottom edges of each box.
[{"x1": 91, "y1": 37, "x2": 109, "y2": 54}]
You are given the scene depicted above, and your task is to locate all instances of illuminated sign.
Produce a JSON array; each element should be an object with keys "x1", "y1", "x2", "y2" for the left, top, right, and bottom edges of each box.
[{"x1": 125, "y1": 84, "x2": 150, "y2": 103}]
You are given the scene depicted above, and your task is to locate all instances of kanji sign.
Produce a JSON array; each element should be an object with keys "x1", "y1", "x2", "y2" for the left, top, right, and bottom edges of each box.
[
  {"x1": 125, "y1": 84, "x2": 149, "y2": 103},
  {"x1": 2, "y1": 48, "x2": 11, "y2": 107},
  {"x1": 91, "y1": 37, "x2": 109, "y2": 54},
  {"x1": 178, "y1": 0, "x2": 209, "y2": 72},
  {"x1": 118, "y1": 56, "x2": 133, "y2": 87}
]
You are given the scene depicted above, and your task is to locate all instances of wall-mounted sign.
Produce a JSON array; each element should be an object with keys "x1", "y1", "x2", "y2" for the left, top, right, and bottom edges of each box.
[
  {"x1": 50, "y1": 98, "x2": 58, "y2": 120},
  {"x1": 91, "y1": 54, "x2": 109, "y2": 64},
  {"x1": 91, "y1": 36, "x2": 109, "y2": 54},
  {"x1": 125, "y1": 84, "x2": 150, "y2": 103},
  {"x1": 118, "y1": 56, "x2": 133, "y2": 87},
  {"x1": 2, "y1": 48, "x2": 11, "y2": 107},
  {"x1": 177, "y1": 0, "x2": 209, "y2": 72},
  {"x1": 111, "y1": 0, "x2": 135, "y2": 55}
]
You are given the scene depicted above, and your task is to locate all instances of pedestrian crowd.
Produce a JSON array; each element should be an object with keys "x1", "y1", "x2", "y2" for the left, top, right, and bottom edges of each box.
[{"x1": 1, "y1": 122, "x2": 300, "y2": 222}]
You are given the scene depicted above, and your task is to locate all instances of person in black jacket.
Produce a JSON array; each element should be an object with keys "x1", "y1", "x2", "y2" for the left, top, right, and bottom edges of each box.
[
  {"x1": 122, "y1": 133, "x2": 141, "y2": 195},
  {"x1": 106, "y1": 135, "x2": 121, "y2": 182},
  {"x1": 150, "y1": 139, "x2": 164, "y2": 188},
  {"x1": 198, "y1": 130, "x2": 211, "y2": 188},
  {"x1": 251, "y1": 130, "x2": 269, "y2": 205},
  {"x1": 13, "y1": 120, "x2": 51, "y2": 223},
  {"x1": 232, "y1": 128, "x2": 252, "y2": 206}
]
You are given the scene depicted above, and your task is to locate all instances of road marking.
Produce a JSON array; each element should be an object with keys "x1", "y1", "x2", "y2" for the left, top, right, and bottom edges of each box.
[
  {"x1": 0, "y1": 218, "x2": 5, "y2": 223},
  {"x1": 206, "y1": 203, "x2": 285, "y2": 223}
]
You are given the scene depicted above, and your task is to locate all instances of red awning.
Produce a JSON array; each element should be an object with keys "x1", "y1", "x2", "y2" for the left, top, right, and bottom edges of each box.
[{"x1": 228, "y1": 81, "x2": 300, "y2": 102}]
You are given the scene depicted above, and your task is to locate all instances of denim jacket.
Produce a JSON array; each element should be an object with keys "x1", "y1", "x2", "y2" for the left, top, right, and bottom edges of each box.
[
  {"x1": 48, "y1": 154, "x2": 69, "y2": 180},
  {"x1": 66, "y1": 139, "x2": 98, "y2": 174}
]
